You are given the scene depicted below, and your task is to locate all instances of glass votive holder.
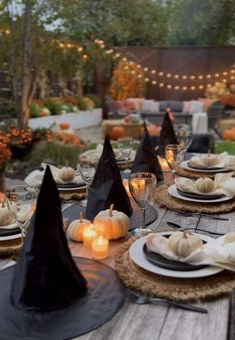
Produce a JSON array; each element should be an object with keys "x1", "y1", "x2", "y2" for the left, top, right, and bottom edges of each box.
[
  {"x1": 92, "y1": 235, "x2": 109, "y2": 259},
  {"x1": 83, "y1": 224, "x2": 97, "y2": 249}
]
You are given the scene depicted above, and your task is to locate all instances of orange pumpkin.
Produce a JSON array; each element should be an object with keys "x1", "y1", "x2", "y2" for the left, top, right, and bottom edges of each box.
[
  {"x1": 145, "y1": 124, "x2": 161, "y2": 136},
  {"x1": 110, "y1": 126, "x2": 126, "y2": 140},
  {"x1": 59, "y1": 122, "x2": 70, "y2": 130},
  {"x1": 223, "y1": 128, "x2": 235, "y2": 140}
]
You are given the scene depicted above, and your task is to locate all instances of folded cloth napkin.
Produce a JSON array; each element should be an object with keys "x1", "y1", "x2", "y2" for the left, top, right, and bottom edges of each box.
[
  {"x1": 80, "y1": 144, "x2": 123, "y2": 164},
  {"x1": 188, "y1": 153, "x2": 226, "y2": 169},
  {"x1": 86, "y1": 137, "x2": 133, "y2": 220},
  {"x1": 146, "y1": 232, "x2": 235, "y2": 272},
  {"x1": 24, "y1": 165, "x2": 83, "y2": 187},
  {"x1": 158, "y1": 112, "x2": 178, "y2": 157},
  {"x1": 175, "y1": 173, "x2": 235, "y2": 197},
  {"x1": 131, "y1": 124, "x2": 163, "y2": 182}
]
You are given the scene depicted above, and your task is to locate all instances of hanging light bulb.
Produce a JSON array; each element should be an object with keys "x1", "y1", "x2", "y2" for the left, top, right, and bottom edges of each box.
[
  {"x1": 190, "y1": 75, "x2": 195, "y2": 80},
  {"x1": 182, "y1": 75, "x2": 187, "y2": 80},
  {"x1": 151, "y1": 70, "x2": 156, "y2": 74},
  {"x1": 198, "y1": 75, "x2": 203, "y2": 79},
  {"x1": 145, "y1": 78, "x2": 150, "y2": 82},
  {"x1": 206, "y1": 75, "x2": 211, "y2": 79},
  {"x1": 198, "y1": 85, "x2": 204, "y2": 90},
  {"x1": 214, "y1": 73, "x2": 219, "y2": 78},
  {"x1": 159, "y1": 72, "x2": 164, "y2": 76},
  {"x1": 159, "y1": 83, "x2": 164, "y2": 87},
  {"x1": 191, "y1": 86, "x2": 196, "y2": 90},
  {"x1": 223, "y1": 72, "x2": 228, "y2": 76},
  {"x1": 166, "y1": 73, "x2": 172, "y2": 78},
  {"x1": 152, "y1": 80, "x2": 157, "y2": 85},
  {"x1": 144, "y1": 67, "x2": 149, "y2": 72},
  {"x1": 167, "y1": 84, "x2": 172, "y2": 89},
  {"x1": 174, "y1": 85, "x2": 180, "y2": 90},
  {"x1": 182, "y1": 86, "x2": 187, "y2": 91},
  {"x1": 174, "y1": 75, "x2": 179, "y2": 79}
]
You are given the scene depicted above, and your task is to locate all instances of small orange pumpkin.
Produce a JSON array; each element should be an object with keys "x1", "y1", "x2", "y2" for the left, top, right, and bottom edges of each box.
[
  {"x1": 223, "y1": 128, "x2": 235, "y2": 140},
  {"x1": 110, "y1": 126, "x2": 126, "y2": 140},
  {"x1": 59, "y1": 122, "x2": 70, "y2": 130},
  {"x1": 145, "y1": 124, "x2": 161, "y2": 136}
]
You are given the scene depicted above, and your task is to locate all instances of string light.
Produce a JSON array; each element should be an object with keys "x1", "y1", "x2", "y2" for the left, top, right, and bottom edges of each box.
[
  {"x1": 190, "y1": 86, "x2": 196, "y2": 90},
  {"x1": 145, "y1": 78, "x2": 150, "y2": 82},
  {"x1": 182, "y1": 75, "x2": 187, "y2": 80},
  {"x1": 167, "y1": 84, "x2": 172, "y2": 89},
  {"x1": 182, "y1": 86, "x2": 187, "y2": 91},
  {"x1": 206, "y1": 75, "x2": 211, "y2": 79},
  {"x1": 152, "y1": 80, "x2": 157, "y2": 85},
  {"x1": 166, "y1": 73, "x2": 172, "y2": 78},
  {"x1": 198, "y1": 75, "x2": 203, "y2": 79},
  {"x1": 198, "y1": 85, "x2": 204, "y2": 90},
  {"x1": 159, "y1": 72, "x2": 164, "y2": 76},
  {"x1": 151, "y1": 70, "x2": 156, "y2": 74},
  {"x1": 174, "y1": 85, "x2": 180, "y2": 90},
  {"x1": 190, "y1": 75, "x2": 195, "y2": 80},
  {"x1": 215, "y1": 73, "x2": 219, "y2": 78},
  {"x1": 144, "y1": 67, "x2": 148, "y2": 72},
  {"x1": 159, "y1": 83, "x2": 164, "y2": 87},
  {"x1": 174, "y1": 75, "x2": 179, "y2": 79}
]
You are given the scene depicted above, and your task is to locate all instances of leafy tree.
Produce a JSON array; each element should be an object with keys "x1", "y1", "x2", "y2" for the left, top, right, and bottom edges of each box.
[{"x1": 166, "y1": 0, "x2": 235, "y2": 46}]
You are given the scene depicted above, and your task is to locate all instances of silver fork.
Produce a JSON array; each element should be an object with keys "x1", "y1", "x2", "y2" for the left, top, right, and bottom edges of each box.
[
  {"x1": 127, "y1": 291, "x2": 208, "y2": 313},
  {"x1": 167, "y1": 222, "x2": 224, "y2": 236}
]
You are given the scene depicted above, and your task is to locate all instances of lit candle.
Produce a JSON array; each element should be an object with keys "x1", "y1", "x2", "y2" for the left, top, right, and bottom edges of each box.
[
  {"x1": 92, "y1": 235, "x2": 109, "y2": 259},
  {"x1": 122, "y1": 179, "x2": 132, "y2": 197},
  {"x1": 158, "y1": 156, "x2": 170, "y2": 171},
  {"x1": 83, "y1": 224, "x2": 97, "y2": 249}
]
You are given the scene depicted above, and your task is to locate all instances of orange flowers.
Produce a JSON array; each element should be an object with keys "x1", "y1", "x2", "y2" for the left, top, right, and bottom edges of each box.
[
  {"x1": 108, "y1": 60, "x2": 145, "y2": 100},
  {"x1": 7, "y1": 126, "x2": 33, "y2": 146},
  {"x1": 0, "y1": 132, "x2": 11, "y2": 171}
]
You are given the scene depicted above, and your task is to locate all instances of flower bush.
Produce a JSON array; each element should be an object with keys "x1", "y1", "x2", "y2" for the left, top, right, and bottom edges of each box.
[
  {"x1": 205, "y1": 82, "x2": 229, "y2": 100},
  {"x1": 108, "y1": 59, "x2": 145, "y2": 100},
  {"x1": 0, "y1": 132, "x2": 11, "y2": 171},
  {"x1": 7, "y1": 125, "x2": 33, "y2": 147}
]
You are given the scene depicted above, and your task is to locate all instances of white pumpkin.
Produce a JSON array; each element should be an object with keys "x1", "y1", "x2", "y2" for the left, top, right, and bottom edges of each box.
[
  {"x1": 201, "y1": 154, "x2": 219, "y2": 167},
  {"x1": 67, "y1": 212, "x2": 92, "y2": 242},
  {"x1": 0, "y1": 202, "x2": 14, "y2": 226},
  {"x1": 168, "y1": 232, "x2": 203, "y2": 257},
  {"x1": 93, "y1": 204, "x2": 129, "y2": 240},
  {"x1": 195, "y1": 177, "x2": 215, "y2": 193},
  {"x1": 58, "y1": 167, "x2": 76, "y2": 182},
  {"x1": 224, "y1": 232, "x2": 235, "y2": 245}
]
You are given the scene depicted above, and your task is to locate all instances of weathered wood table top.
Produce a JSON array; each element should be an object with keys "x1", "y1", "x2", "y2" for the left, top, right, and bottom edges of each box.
[{"x1": 0, "y1": 203, "x2": 234, "y2": 340}]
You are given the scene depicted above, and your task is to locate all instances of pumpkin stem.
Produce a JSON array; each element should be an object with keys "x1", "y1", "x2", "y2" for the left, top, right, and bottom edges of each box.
[
  {"x1": 183, "y1": 232, "x2": 188, "y2": 239},
  {"x1": 80, "y1": 211, "x2": 83, "y2": 223},
  {"x1": 109, "y1": 204, "x2": 114, "y2": 217}
]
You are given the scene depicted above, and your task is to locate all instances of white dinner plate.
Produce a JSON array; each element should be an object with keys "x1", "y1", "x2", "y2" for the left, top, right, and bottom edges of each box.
[
  {"x1": 180, "y1": 160, "x2": 228, "y2": 173},
  {"x1": 57, "y1": 184, "x2": 87, "y2": 192},
  {"x1": 129, "y1": 232, "x2": 223, "y2": 279},
  {"x1": 168, "y1": 184, "x2": 233, "y2": 203},
  {"x1": 0, "y1": 233, "x2": 22, "y2": 241}
]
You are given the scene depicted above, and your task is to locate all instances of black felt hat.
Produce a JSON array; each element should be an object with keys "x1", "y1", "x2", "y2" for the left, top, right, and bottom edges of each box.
[
  {"x1": 86, "y1": 137, "x2": 133, "y2": 220},
  {"x1": 158, "y1": 111, "x2": 178, "y2": 156},
  {"x1": 11, "y1": 166, "x2": 88, "y2": 311},
  {"x1": 131, "y1": 125, "x2": 163, "y2": 182},
  {"x1": 0, "y1": 166, "x2": 124, "y2": 339}
]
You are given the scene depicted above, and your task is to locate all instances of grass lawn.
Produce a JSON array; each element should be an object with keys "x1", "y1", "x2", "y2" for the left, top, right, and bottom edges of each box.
[{"x1": 215, "y1": 141, "x2": 235, "y2": 155}]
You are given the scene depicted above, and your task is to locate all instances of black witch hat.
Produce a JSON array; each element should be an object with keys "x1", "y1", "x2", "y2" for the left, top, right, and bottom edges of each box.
[
  {"x1": 158, "y1": 111, "x2": 178, "y2": 157},
  {"x1": 0, "y1": 166, "x2": 124, "y2": 339},
  {"x1": 86, "y1": 137, "x2": 133, "y2": 220},
  {"x1": 131, "y1": 125, "x2": 163, "y2": 182},
  {"x1": 11, "y1": 166, "x2": 87, "y2": 311}
]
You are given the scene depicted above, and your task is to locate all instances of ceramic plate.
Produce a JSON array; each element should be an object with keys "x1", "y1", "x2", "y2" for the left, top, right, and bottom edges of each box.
[
  {"x1": 0, "y1": 233, "x2": 22, "y2": 241},
  {"x1": 180, "y1": 161, "x2": 228, "y2": 173},
  {"x1": 168, "y1": 184, "x2": 233, "y2": 203},
  {"x1": 129, "y1": 232, "x2": 223, "y2": 279}
]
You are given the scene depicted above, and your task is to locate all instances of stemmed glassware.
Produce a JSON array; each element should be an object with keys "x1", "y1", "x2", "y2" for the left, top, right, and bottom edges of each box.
[
  {"x1": 174, "y1": 124, "x2": 193, "y2": 152},
  {"x1": 117, "y1": 137, "x2": 133, "y2": 173},
  {"x1": 165, "y1": 144, "x2": 185, "y2": 181},
  {"x1": 128, "y1": 172, "x2": 156, "y2": 233},
  {"x1": 77, "y1": 162, "x2": 96, "y2": 206},
  {"x1": 6, "y1": 185, "x2": 38, "y2": 239}
]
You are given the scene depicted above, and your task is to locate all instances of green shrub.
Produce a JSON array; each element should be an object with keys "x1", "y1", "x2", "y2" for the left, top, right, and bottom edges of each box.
[
  {"x1": 215, "y1": 141, "x2": 235, "y2": 155},
  {"x1": 85, "y1": 94, "x2": 102, "y2": 108}
]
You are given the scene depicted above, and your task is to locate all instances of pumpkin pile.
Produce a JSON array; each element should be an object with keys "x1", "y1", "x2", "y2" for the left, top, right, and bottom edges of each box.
[{"x1": 223, "y1": 127, "x2": 235, "y2": 140}]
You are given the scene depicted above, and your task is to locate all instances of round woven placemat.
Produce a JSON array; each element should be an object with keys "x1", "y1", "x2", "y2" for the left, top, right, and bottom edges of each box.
[
  {"x1": 154, "y1": 185, "x2": 235, "y2": 214},
  {"x1": 115, "y1": 237, "x2": 235, "y2": 302},
  {"x1": 59, "y1": 188, "x2": 87, "y2": 201},
  {"x1": 176, "y1": 166, "x2": 216, "y2": 179}
]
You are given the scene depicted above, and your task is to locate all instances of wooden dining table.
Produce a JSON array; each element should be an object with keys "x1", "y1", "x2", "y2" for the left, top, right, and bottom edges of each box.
[{"x1": 0, "y1": 202, "x2": 234, "y2": 340}]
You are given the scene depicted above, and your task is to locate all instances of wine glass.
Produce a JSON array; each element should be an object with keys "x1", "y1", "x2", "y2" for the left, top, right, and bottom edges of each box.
[
  {"x1": 77, "y1": 162, "x2": 96, "y2": 206},
  {"x1": 128, "y1": 172, "x2": 156, "y2": 233},
  {"x1": 117, "y1": 137, "x2": 133, "y2": 173},
  {"x1": 165, "y1": 144, "x2": 185, "y2": 181},
  {"x1": 6, "y1": 185, "x2": 38, "y2": 239},
  {"x1": 174, "y1": 124, "x2": 193, "y2": 152}
]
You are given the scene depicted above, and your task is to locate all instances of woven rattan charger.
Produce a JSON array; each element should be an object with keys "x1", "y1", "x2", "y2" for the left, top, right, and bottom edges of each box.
[{"x1": 115, "y1": 237, "x2": 235, "y2": 302}]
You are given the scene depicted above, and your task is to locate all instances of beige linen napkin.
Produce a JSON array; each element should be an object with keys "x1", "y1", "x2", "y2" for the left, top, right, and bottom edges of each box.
[
  {"x1": 146, "y1": 232, "x2": 235, "y2": 272},
  {"x1": 24, "y1": 165, "x2": 83, "y2": 187},
  {"x1": 189, "y1": 153, "x2": 226, "y2": 169},
  {"x1": 175, "y1": 173, "x2": 235, "y2": 197}
]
